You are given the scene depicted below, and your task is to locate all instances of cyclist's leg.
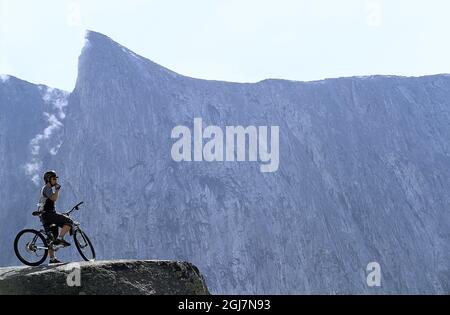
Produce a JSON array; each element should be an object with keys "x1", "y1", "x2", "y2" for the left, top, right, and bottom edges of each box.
[
  {"x1": 60, "y1": 224, "x2": 71, "y2": 239},
  {"x1": 48, "y1": 226, "x2": 58, "y2": 259},
  {"x1": 54, "y1": 213, "x2": 73, "y2": 240}
]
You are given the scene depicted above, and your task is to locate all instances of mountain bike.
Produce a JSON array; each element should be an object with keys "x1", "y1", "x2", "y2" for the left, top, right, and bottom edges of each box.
[{"x1": 13, "y1": 201, "x2": 96, "y2": 266}]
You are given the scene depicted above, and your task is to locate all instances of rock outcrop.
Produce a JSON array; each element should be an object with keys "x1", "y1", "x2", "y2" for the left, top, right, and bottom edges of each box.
[{"x1": 0, "y1": 260, "x2": 210, "y2": 295}]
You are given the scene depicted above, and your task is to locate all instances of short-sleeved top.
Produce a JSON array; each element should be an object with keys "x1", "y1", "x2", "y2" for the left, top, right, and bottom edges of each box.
[{"x1": 38, "y1": 185, "x2": 55, "y2": 213}]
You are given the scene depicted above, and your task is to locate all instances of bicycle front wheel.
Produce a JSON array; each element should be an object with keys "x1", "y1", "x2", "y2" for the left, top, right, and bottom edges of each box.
[
  {"x1": 74, "y1": 229, "x2": 95, "y2": 261},
  {"x1": 14, "y1": 229, "x2": 48, "y2": 266}
]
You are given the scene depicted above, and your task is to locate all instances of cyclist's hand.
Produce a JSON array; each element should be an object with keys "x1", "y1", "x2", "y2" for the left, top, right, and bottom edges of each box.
[{"x1": 55, "y1": 184, "x2": 61, "y2": 191}]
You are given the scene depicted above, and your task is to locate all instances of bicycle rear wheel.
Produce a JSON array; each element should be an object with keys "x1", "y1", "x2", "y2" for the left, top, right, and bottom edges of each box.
[
  {"x1": 14, "y1": 229, "x2": 48, "y2": 266},
  {"x1": 74, "y1": 229, "x2": 95, "y2": 261}
]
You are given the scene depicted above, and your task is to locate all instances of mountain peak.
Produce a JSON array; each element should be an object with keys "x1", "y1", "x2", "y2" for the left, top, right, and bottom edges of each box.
[
  {"x1": 82, "y1": 30, "x2": 122, "y2": 56},
  {"x1": 76, "y1": 30, "x2": 179, "y2": 89},
  {"x1": 85, "y1": 29, "x2": 110, "y2": 40},
  {"x1": 84, "y1": 30, "x2": 120, "y2": 48}
]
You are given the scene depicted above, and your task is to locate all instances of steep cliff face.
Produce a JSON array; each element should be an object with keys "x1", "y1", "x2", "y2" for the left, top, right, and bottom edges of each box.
[
  {"x1": 0, "y1": 260, "x2": 210, "y2": 295},
  {"x1": 0, "y1": 31, "x2": 449, "y2": 294}
]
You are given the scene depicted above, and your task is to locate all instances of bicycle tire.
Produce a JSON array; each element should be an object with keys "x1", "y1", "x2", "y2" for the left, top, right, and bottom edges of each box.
[
  {"x1": 14, "y1": 229, "x2": 48, "y2": 266},
  {"x1": 74, "y1": 229, "x2": 96, "y2": 261}
]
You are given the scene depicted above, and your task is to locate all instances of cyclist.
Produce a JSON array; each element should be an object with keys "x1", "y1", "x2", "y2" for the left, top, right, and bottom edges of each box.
[{"x1": 37, "y1": 170, "x2": 73, "y2": 264}]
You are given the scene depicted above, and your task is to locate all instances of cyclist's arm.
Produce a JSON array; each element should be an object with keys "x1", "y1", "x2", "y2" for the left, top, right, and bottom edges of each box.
[
  {"x1": 44, "y1": 185, "x2": 59, "y2": 202},
  {"x1": 50, "y1": 189, "x2": 59, "y2": 202}
]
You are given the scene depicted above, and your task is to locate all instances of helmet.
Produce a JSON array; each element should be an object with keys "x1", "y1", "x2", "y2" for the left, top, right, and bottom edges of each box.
[{"x1": 43, "y1": 170, "x2": 58, "y2": 183}]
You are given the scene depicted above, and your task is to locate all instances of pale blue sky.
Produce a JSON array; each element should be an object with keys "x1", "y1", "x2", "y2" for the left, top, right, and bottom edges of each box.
[{"x1": 1, "y1": 0, "x2": 449, "y2": 91}]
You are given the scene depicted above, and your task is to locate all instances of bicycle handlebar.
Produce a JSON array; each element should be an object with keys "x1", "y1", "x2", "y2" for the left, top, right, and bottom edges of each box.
[
  {"x1": 64, "y1": 201, "x2": 84, "y2": 216},
  {"x1": 74, "y1": 201, "x2": 84, "y2": 209}
]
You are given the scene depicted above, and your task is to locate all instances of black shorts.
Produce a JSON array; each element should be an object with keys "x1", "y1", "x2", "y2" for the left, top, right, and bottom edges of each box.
[
  {"x1": 42, "y1": 212, "x2": 74, "y2": 237},
  {"x1": 42, "y1": 211, "x2": 73, "y2": 228}
]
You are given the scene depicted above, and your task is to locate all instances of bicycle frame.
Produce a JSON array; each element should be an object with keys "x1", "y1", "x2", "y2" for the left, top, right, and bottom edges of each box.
[
  {"x1": 34, "y1": 207, "x2": 84, "y2": 252},
  {"x1": 28, "y1": 224, "x2": 86, "y2": 256},
  {"x1": 31, "y1": 229, "x2": 65, "y2": 252}
]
